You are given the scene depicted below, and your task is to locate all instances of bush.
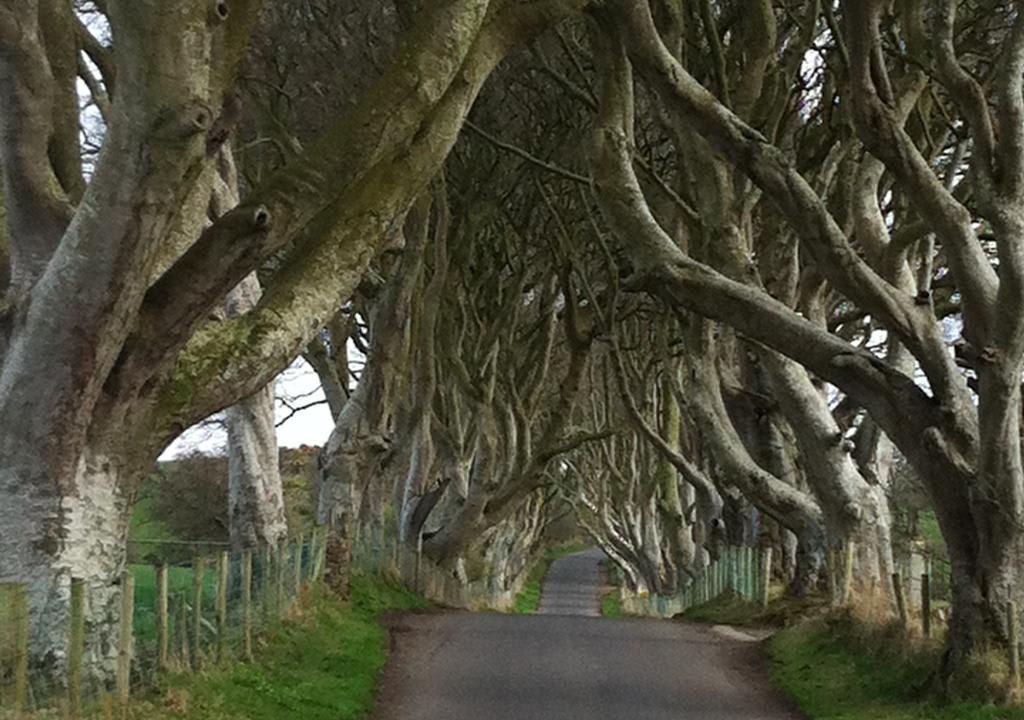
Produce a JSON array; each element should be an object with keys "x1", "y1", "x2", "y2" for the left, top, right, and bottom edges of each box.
[{"x1": 130, "y1": 448, "x2": 322, "y2": 564}]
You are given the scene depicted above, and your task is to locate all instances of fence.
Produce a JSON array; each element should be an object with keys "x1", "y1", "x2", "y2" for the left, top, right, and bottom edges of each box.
[
  {"x1": 0, "y1": 524, "x2": 531, "y2": 718},
  {"x1": 0, "y1": 531, "x2": 327, "y2": 717},
  {"x1": 619, "y1": 541, "x2": 1024, "y2": 688},
  {"x1": 348, "y1": 524, "x2": 525, "y2": 612},
  {"x1": 618, "y1": 544, "x2": 775, "y2": 618},
  {"x1": 617, "y1": 542, "x2": 954, "y2": 641}
]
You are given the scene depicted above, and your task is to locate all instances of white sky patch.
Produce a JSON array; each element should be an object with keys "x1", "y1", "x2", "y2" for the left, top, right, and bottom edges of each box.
[
  {"x1": 274, "y1": 358, "x2": 335, "y2": 447},
  {"x1": 160, "y1": 357, "x2": 336, "y2": 459}
]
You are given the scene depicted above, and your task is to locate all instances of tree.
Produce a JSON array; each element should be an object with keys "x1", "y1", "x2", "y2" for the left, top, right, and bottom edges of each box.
[
  {"x1": 0, "y1": 0, "x2": 586, "y2": 677},
  {"x1": 585, "y1": 0, "x2": 1024, "y2": 678}
]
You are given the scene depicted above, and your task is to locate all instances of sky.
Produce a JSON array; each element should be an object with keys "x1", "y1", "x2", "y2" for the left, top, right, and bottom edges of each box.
[{"x1": 160, "y1": 357, "x2": 336, "y2": 459}]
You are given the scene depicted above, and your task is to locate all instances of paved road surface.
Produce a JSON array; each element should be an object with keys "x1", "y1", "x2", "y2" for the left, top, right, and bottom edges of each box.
[
  {"x1": 373, "y1": 549, "x2": 804, "y2": 720},
  {"x1": 537, "y1": 547, "x2": 605, "y2": 617}
]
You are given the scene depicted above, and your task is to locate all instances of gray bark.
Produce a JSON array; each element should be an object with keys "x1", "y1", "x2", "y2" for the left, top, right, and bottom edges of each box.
[
  {"x1": 214, "y1": 148, "x2": 288, "y2": 552},
  {"x1": 0, "y1": 445, "x2": 132, "y2": 684},
  {"x1": 226, "y1": 377, "x2": 288, "y2": 551}
]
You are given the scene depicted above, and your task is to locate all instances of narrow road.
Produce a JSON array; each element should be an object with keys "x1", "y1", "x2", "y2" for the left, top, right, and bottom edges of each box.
[
  {"x1": 373, "y1": 549, "x2": 804, "y2": 720},
  {"x1": 537, "y1": 547, "x2": 605, "y2": 616}
]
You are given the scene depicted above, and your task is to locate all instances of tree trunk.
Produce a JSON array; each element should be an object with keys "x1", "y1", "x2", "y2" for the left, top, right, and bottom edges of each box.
[
  {"x1": 226, "y1": 377, "x2": 287, "y2": 551},
  {"x1": 757, "y1": 348, "x2": 895, "y2": 602},
  {"x1": 0, "y1": 442, "x2": 135, "y2": 685},
  {"x1": 653, "y1": 375, "x2": 688, "y2": 593},
  {"x1": 211, "y1": 143, "x2": 288, "y2": 552}
]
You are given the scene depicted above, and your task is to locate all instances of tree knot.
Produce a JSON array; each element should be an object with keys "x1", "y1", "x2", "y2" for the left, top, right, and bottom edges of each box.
[{"x1": 209, "y1": 0, "x2": 230, "y2": 24}]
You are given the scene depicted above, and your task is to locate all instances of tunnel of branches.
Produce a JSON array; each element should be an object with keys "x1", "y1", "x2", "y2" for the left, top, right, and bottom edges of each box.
[{"x1": 3, "y1": 0, "x2": 1024, "y2": 687}]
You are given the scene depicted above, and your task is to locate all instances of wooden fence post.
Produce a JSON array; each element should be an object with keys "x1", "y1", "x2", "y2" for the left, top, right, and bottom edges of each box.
[
  {"x1": 175, "y1": 592, "x2": 190, "y2": 670},
  {"x1": 737, "y1": 546, "x2": 744, "y2": 596},
  {"x1": 415, "y1": 531, "x2": 424, "y2": 594},
  {"x1": 827, "y1": 548, "x2": 838, "y2": 603},
  {"x1": 738, "y1": 547, "x2": 746, "y2": 600},
  {"x1": 1010, "y1": 601, "x2": 1021, "y2": 688},
  {"x1": 242, "y1": 550, "x2": 253, "y2": 661},
  {"x1": 68, "y1": 578, "x2": 86, "y2": 717},
  {"x1": 736, "y1": 548, "x2": 745, "y2": 599},
  {"x1": 727, "y1": 546, "x2": 736, "y2": 594},
  {"x1": 760, "y1": 547, "x2": 773, "y2": 608},
  {"x1": 735, "y1": 547, "x2": 743, "y2": 598},
  {"x1": 260, "y1": 546, "x2": 272, "y2": 624},
  {"x1": 737, "y1": 548, "x2": 745, "y2": 598},
  {"x1": 316, "y1": 528, "x2": 329, "y2": 582},
  {"x1": 842, "y1": 542, "x2": 856, "y2": 605},
  {"x1": 374, "y1": 524, "x2": 384, "y2": 574},
  {"x1": 293, "y1": 537, "x2": 304, "y2": 598},
  {"x1": 191, "y1": 555, "x2": 205, "y2": 667},
  {"x1": 921, "y1": 573, "x2": 932, "y2": 639},
  {"x1": 156, "y1": 564, "x2": 169, "y2": 671},
  {"x1": 216, "y1": 552, "x2": 229, "y2": 662},
  {"x1": 892, "y1": 573, "x2": 908, "y2": 630},
  {"x1": 8, "y1": 583, "x2": 29, "y2": 717},
  {"x1": 749, "y1": 548, "x2": 757, "y2": 598},
  {"x1": 307, "y1": 533, "x2": 318, "y2": 583},
  {"x1": 276, "y1": 540, "x2": 286, "y2": 619},
  {"x1": 117, "y1": 572, "x2": 135, "y2": 710}
]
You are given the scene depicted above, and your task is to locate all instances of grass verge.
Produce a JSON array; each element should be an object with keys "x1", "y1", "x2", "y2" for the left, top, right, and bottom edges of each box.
[
  {"x1": 600, "y1": 591, "x2": 622, "y2": 618},
  {"x1": 684, "y1": 593, "x2": 1024, "y2": 719},
  {"x1": 682, "y1": 589, "x2": 822, "y2": 627},
  {"x1": 122, "y1": 574, "x2": 428, "y2": 720},
  {"x1": 512, "y1": 543, "x2": 588, "y2": 614},
  {"x1": 771, "y1": 620, "x2": 1024, "y2": 720}
]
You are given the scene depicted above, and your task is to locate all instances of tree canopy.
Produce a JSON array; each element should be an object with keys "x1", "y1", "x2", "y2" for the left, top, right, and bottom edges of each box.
[{"x1": 3, "y1": 0, "x2": 1024, "y2": 687}]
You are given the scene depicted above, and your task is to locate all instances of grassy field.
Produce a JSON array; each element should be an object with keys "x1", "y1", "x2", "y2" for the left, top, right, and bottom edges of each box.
[
  {"x1": 123, "y1": 574, "x2": 428, "y2": 720},
  {"x1": 130, "y1": 563, "x2": 218, "y2": 647}
]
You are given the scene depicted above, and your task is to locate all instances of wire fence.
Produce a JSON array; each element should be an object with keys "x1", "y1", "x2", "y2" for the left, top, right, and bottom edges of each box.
[
  {"x1": 0, "y1": 525, "x2": 526, "y2": 718},
  {"x1": 617, "y1": 544, "x2": 774, "y2": 618},
  {"x1": 0, "y1": 531, "x2": 327, "y2": 718},
  {"x1": 616, "y1": 541, "x2": 949, "y2": 634},
  {"x1": 347, "y1": 523, "x2": 523, "y2": 612}
]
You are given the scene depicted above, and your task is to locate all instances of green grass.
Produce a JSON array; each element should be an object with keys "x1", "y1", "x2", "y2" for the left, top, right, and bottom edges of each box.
[
  {"x1": 512, "y1": 543, "x2": 589, "y2": 614},
  {"x1": 600, "y1": 591, "x2": 622, "y2": 618},
  {"x1": 130, "y1": 564, "x2": 217, "y2": 647},
  {"x1": 123, "y1": 574, "x2": 428, "y2": 720},
  {"x1": 770, "y1": 621, "x2": 1024, "y2": 720},
  {"x1": 680, "y1": 588, "x2": 1024, "y2": 718},
  {"x1": 513, "y1": 574, "x2": 544, "y2": 614}
]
